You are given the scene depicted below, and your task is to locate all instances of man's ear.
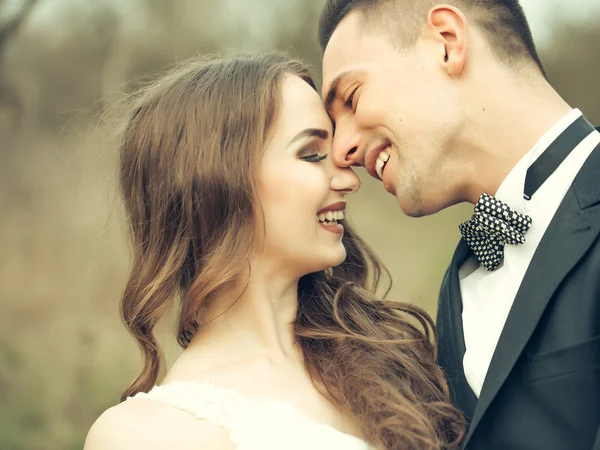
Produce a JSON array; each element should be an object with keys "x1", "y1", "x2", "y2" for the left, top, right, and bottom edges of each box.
[{"x1": 427, "y1": 5, "x2": 469, "y2": 76}]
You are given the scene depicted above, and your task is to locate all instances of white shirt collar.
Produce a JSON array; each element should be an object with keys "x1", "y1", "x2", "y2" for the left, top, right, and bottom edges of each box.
[{"x1": 494, "y1": 108, "x2": 582, "y2": 213}]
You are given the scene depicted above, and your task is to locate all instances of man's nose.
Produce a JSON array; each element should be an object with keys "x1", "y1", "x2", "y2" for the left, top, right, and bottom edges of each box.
[{"x1": 331, "y1": 122, "x2": 364, "y2": 168}]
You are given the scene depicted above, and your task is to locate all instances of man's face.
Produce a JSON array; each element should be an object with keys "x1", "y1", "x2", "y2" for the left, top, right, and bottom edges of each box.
[{"x1": 322, "y1": 11, "x2": 464, "y2": 216}]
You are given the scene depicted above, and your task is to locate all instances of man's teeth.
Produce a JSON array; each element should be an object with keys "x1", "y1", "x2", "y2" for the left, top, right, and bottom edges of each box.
[
  {"x1": 317, "y1": 210, "x2": 345, "y2": 223},
  {"x1": 375, "y1": 147, "x2": 391, "y2": 180}
]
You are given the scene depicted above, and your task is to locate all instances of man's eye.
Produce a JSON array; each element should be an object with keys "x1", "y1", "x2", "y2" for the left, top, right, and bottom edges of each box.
[
  {"x1": 344, "y1": 88, "x2": 357, "y2": 110},
  {"x1": 302, "y1": 153, "x2": 327, "y2": 163}
]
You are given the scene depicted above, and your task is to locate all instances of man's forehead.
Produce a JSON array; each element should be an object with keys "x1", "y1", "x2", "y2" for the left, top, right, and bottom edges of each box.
[
  {"x1": 322, "y1": 38, "x2": 364, "y2": 96},
  {"x1": 322, "y1": 13, "x2": 364, "y2": 70},
  {"x1": 322, "y1": 12, "x2": 384, "y2": 90}
]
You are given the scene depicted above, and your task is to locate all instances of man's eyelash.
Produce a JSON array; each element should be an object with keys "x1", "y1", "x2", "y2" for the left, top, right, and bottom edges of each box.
[{"x1": 344, "y1": 89, "x2": 357, "y2": 108}]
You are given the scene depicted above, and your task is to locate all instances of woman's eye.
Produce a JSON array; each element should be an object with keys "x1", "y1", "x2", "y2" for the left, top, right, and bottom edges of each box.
[{"x1": 301, "y1": 153, "x2": 327, "y2": 163}]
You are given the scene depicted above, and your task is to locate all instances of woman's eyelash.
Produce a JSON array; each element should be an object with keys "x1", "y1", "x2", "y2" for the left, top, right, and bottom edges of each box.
[{"x1": 302, "y1": 153, "x2": 327, "y2": 163}]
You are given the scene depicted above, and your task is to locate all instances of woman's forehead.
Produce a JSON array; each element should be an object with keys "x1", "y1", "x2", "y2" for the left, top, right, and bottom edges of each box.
[{"x1": 277, "y1": 75, "x2": 332, "y2": 134}]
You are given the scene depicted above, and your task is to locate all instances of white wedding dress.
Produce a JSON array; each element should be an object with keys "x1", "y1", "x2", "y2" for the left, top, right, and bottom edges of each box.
[{"x1": 130, "y1": 380, "x2": 374, "y2": 450}]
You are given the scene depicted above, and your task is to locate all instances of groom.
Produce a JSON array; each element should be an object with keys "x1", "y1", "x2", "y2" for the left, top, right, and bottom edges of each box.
[{"x1": 318, "y1": 1, "x2": 600, "y2": 449}]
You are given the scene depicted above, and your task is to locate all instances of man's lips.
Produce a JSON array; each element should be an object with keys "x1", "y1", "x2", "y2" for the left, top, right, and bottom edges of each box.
[{"x1": 365, "y1": 142, "x2": 391, "y2": 181}]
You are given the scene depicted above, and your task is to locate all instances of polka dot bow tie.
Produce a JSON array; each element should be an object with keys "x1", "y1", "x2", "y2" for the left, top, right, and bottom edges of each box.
[{"x1": 459, "y1": 193, "x2": 533, "y2": 271}]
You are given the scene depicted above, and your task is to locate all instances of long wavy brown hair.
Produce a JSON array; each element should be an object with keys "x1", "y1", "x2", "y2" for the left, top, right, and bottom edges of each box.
[{"x1": 117, "y1": 53, "x2": 465, "y2": 449}]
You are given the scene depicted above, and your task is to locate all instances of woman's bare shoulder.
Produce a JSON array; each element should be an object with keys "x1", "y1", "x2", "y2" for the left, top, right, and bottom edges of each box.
[{"x1": 84, "y1": 396, "x2": 236, "y2": 450}]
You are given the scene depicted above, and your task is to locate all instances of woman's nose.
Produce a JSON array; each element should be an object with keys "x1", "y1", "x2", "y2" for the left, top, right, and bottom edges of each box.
[{"x1": 330, "y1": 163, "x2": 360, "y2": 195}]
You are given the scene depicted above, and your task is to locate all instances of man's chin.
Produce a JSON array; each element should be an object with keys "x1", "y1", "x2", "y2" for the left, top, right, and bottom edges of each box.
[{"x1": 395, "y1": 191, "x2": 427, "y2": 218}]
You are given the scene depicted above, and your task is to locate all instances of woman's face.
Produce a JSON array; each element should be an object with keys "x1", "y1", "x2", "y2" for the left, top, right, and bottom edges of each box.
[{"x1": 255, "y1": 74, "x2": 360, "y2": 277}]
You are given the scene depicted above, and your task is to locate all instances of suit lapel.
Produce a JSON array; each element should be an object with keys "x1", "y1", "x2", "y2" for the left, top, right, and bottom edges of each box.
[
  {"x1": 447, "y1": 239, "x2": 471, "y2": 357},
  {"x1": 464, "y1": 141, "x2": 600, "y2": 446},
  {"x1": 440, "y1": 239, "x2": 479, "y2": 421}
]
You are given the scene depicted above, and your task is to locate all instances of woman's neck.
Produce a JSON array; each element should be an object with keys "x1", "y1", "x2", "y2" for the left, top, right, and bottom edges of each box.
[{"x1": 184, "y1": 264, "x2": 305, "y2": 372}]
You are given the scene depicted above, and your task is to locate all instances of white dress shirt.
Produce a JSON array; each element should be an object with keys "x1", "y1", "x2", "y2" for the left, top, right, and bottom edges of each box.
[{"x1": 459, "y1": 109, "x2": 600, "y2": 398}]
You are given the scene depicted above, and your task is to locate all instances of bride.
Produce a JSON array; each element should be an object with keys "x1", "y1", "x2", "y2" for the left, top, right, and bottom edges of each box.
[{"x1": 84, "y1": 53, "x2": 464, "y2": 450}]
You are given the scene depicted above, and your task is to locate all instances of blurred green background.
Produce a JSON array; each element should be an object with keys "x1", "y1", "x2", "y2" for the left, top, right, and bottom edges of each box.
[{"x1": 0, "y1": 0, "x2": 598, "y2": 449}]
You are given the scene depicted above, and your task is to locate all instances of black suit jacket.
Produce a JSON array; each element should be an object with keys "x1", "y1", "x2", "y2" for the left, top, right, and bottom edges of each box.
[{"x1": 437, "y1": 127, "x2": 600, "y2": 450}]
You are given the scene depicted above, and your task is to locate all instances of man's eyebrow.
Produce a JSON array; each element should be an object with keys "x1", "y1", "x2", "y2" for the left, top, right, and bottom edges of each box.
[
  {"x1": 324, "y1": 71, "x2": 354, "y2": 113},
  {"x1": 288, "y1": 128, "x2": 329, "y2": 146}
]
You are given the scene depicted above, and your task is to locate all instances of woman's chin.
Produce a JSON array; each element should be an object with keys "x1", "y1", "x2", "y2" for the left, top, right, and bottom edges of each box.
[{"x1": 303, "y1": 248, "x2": 347, "y2": 275}]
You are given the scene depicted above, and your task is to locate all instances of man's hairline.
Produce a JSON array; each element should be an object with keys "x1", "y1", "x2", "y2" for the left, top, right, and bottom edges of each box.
[
  {"x1": 322, "y1": 9, "x2": 415, "y2": 112},
  {"x1": 324, "y1": 7, "x2": 399, "y2": 51},
  {"x1": 324, "y1": 4, "x2": 543, "y2": 83}
]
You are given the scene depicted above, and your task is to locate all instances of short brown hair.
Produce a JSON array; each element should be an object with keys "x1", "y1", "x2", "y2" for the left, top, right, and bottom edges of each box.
[{"x1": 319, "y1": 0, "x2": 546, "y2": 76}]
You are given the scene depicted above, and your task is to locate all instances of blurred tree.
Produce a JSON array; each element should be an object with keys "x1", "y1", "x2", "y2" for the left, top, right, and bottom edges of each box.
[
  {"x1": 0, "y1": 0, "x2": 37, "y2": 64},
  {"x1": 0, "y1": 4, "x2": 598, "y2": 449},
  {"x1": 0, "y1": 0, "x2": 37, "y2": 131},
  {"x1": 268, "y1": 0, "x2": 325, "y2": 81},
  {"x1": 542, "y1": 20, "x2": 600, "y2": 124}
]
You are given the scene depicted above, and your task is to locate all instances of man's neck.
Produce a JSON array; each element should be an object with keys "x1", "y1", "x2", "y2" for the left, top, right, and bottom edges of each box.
[{"x1": 452, "y1": 75, "x2": 573, "y2": 204}]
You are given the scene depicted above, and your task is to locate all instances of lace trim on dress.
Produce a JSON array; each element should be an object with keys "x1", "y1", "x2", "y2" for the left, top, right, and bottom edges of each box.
[{"x1": 130, "y1": 379, "x2": 373, "y2": 450}]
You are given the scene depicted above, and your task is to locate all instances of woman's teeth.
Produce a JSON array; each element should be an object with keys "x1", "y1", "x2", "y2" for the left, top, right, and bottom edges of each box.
[
  {"x1": 375, "y1": 147, "x2": 391, "y2": 180},
  {"x1": 317, "y1": 210, "x2": 345, "y2": 224}
]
